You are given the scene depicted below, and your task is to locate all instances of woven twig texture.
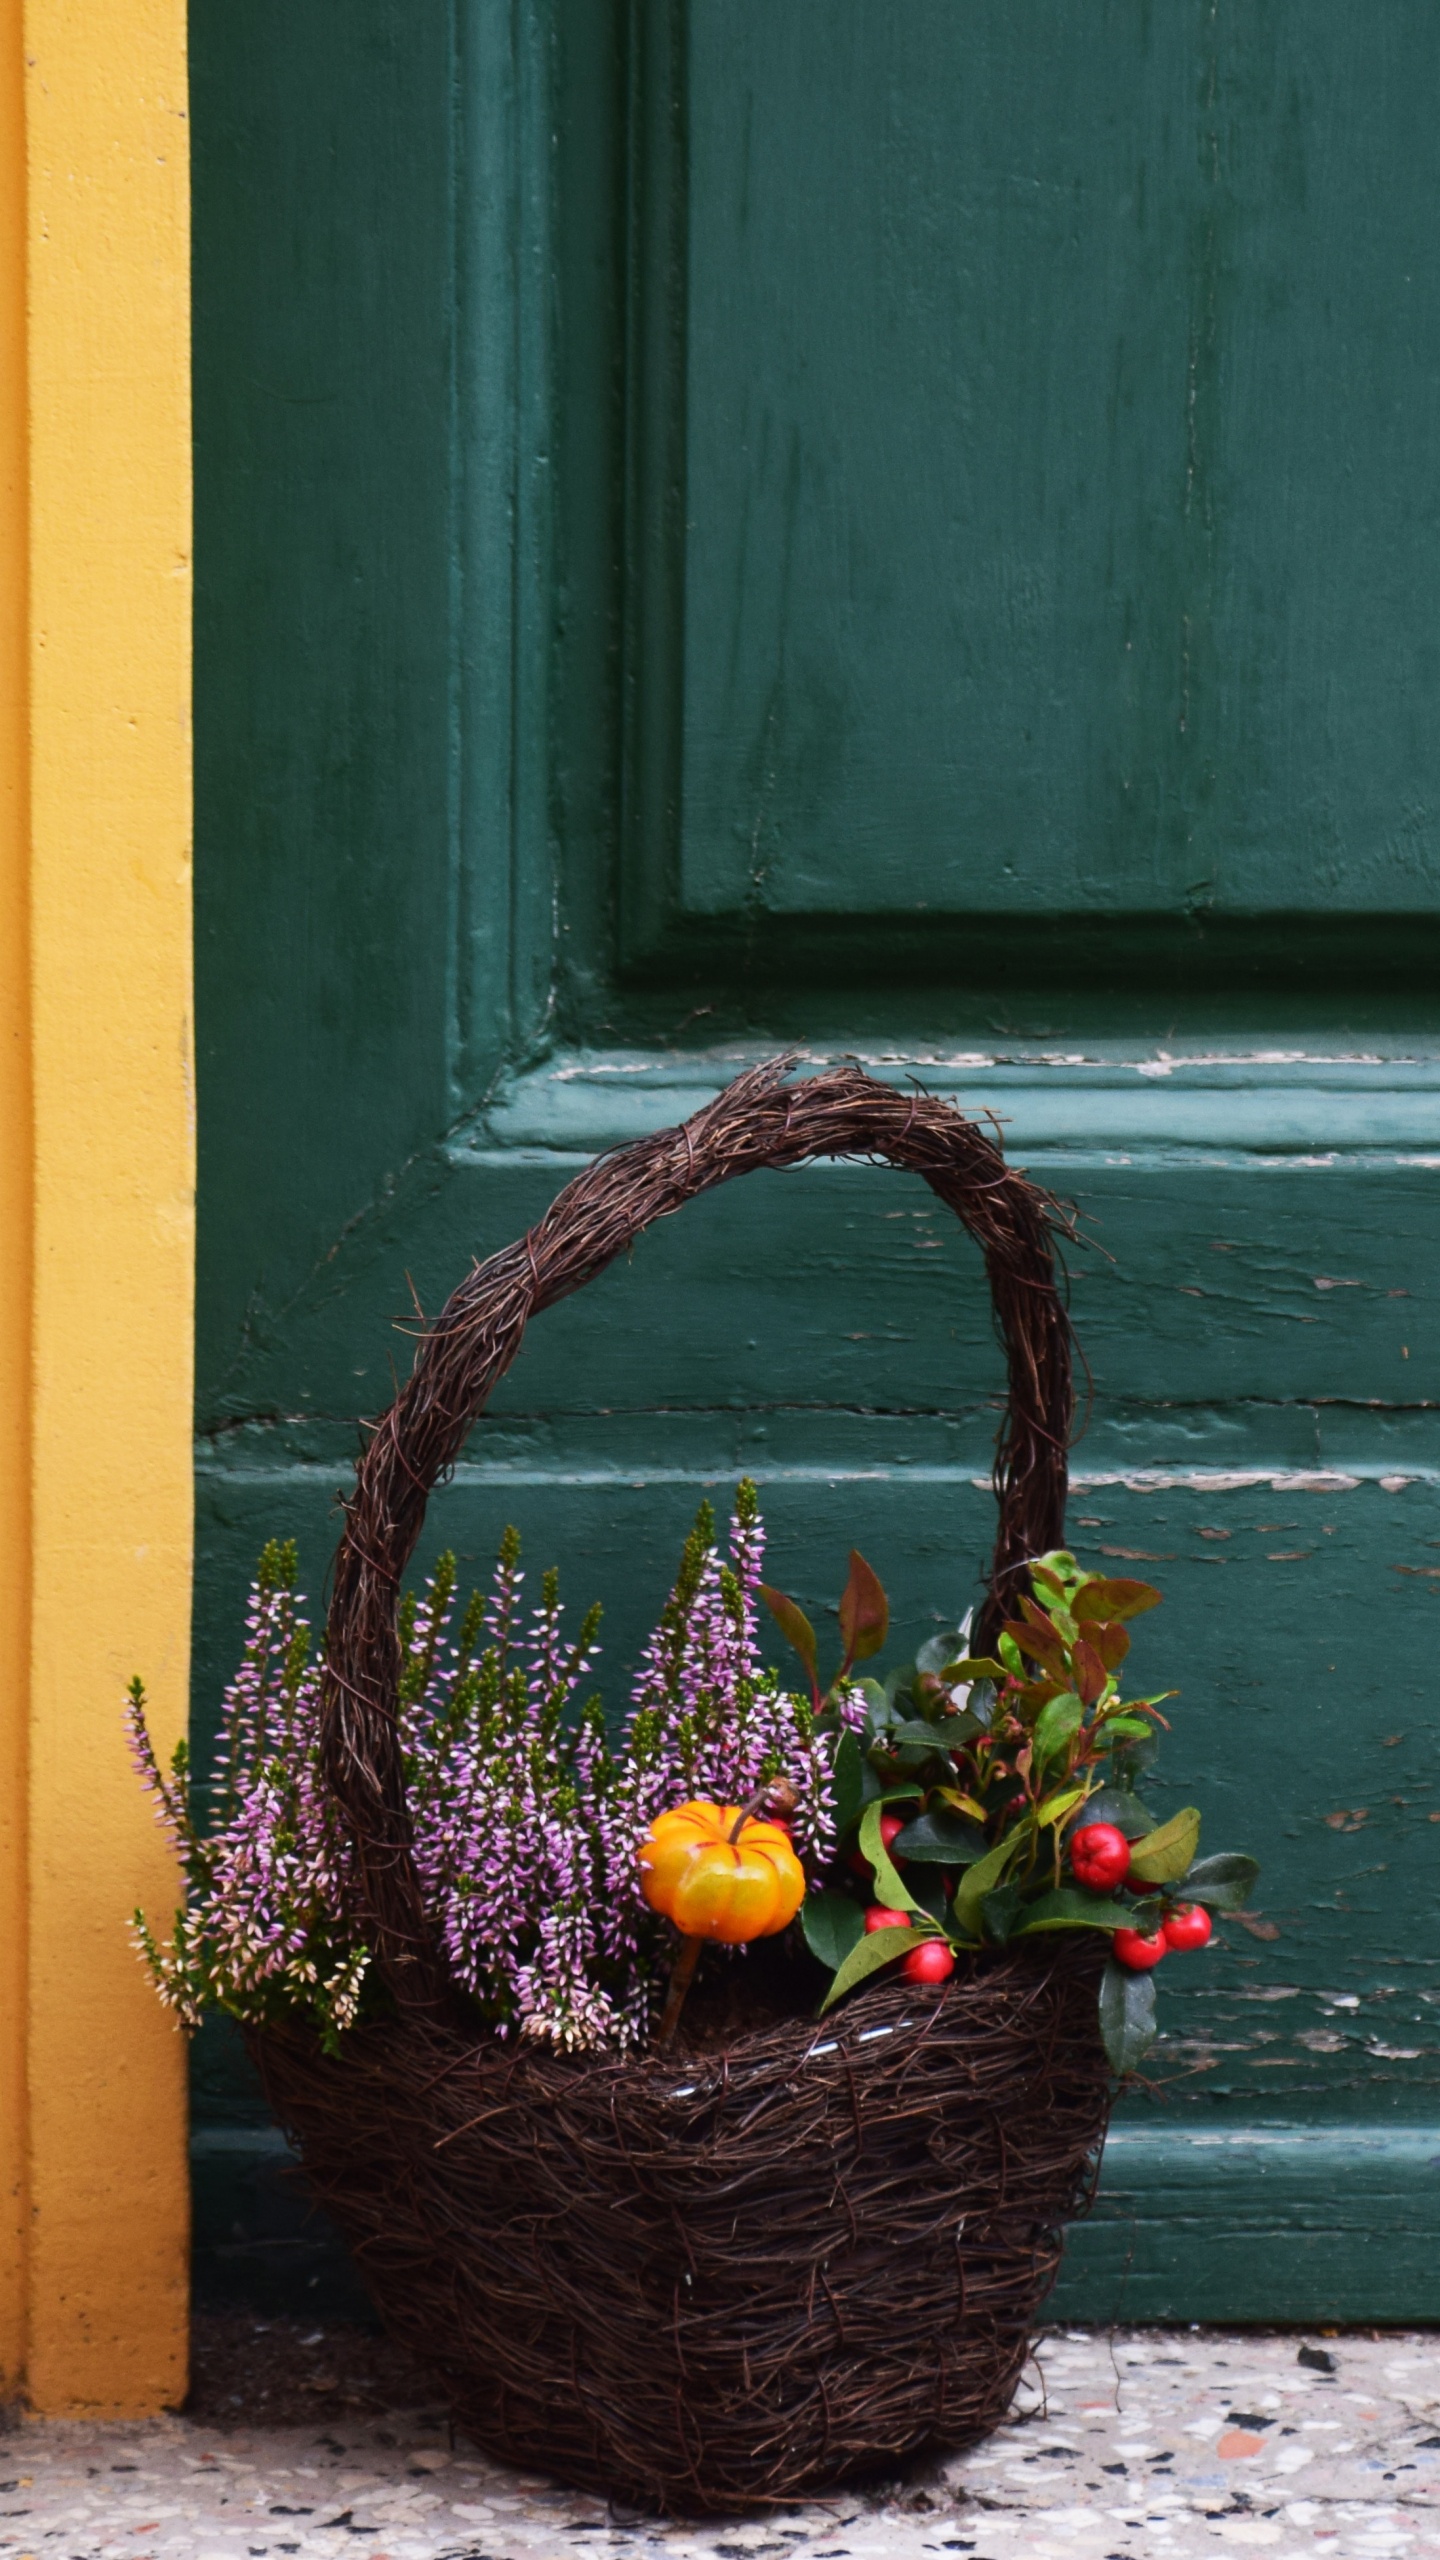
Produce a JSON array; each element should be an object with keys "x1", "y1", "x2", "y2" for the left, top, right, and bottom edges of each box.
[{"x1": 254, "y1": 1945, "x2": 1109, "y2": 2515}]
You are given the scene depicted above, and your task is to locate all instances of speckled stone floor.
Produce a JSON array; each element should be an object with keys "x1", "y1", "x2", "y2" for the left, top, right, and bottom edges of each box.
[{"x1": 3, "y1": 2329, "x2": 1439, "y2": 2559}]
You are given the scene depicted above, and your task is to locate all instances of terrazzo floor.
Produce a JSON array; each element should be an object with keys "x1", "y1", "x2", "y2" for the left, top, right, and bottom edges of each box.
[{"x1": 2, "y1": 2328, "x2": 1438, "y2": 2560}]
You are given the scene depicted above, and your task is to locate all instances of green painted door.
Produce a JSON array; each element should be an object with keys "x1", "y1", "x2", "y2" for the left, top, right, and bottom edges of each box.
[{"x1": 192, "y1": 1, "x2": 1440, "y2": 2321}]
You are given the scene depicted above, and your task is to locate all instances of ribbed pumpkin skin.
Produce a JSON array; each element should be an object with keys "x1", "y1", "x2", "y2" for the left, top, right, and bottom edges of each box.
[{"x1": 637, "y1": 1800, "x2": 806, "y2": 1943}]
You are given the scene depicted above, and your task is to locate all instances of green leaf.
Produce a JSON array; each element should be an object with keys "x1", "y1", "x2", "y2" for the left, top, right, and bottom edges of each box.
[
  {"x1": 831, "y1": 1728, "x2": 865, "y2": 1840},
  {"x1": 953, "y1": 1826, "x2": 1027, "y2": 1937},
  {"x1": 858, "y1": 1799, "x2": 926, "y2": 1916},
  {"x1": 1029, "y1": 1562, "x2": 1072, "y2": 1606},
  {"x1": 1070, "y1": 1784, "x2": 1155, "y2": 1840},
  {"x1": 981, "y1": 1879, "x2": 1027, "y2": 1943},
  {"x1": 866, "y1": 1694, "x2": 927, "y2": 1761},
  {"x1": 818, "y1": 1919, "x2": 930, "y2": 2013},
  {"x1": 915, "y1": 1628, "x2": 968, "y2": 1676},
  {"x1": 881, "y1": 1716, "x2": 938, "y2": 1747},
  {"x1": 1014, "y1": 1888, "x2": 1137, "y2": 1935},
  {"x1": 888, "y1": 1714, "x2": 981, "y2": 1751},
  {"x1": 1035, "y1": 1783, "x2": 1088, "y2": 1829},
  {"x1": 1098, "y1": 1957, "x2": 1158, "y2": 2074},
  {"x1": 1127, "y1": 1806, "x2": 1202, "y2": 1884},
  {"x1": 879, "y1": 1740, "x2": 951, "y2": 1775},
  {"x1": 759, "y1": 1584, "x2": 818, "y2": 1681},
  {"x1": 891, "y1": 1808, "x2": 989, "y2": 1865},
  {"x1": 1073, "y1": 1576, "x2": 1163, "y2": 1625},
  {"x1": 968, "y1": 1677, "x2": 998, "y2": 1727},
  {"x1": 1096, "y1": 1715, "x2": 1153, "y2": 1745},
  {"x1": 906, "y1": 1865, "x2": 953, "y2": 1924},
  {"x1": 838, "y1": 1550, "x2": 889, "y2": 1665},
  {"x1": 1110, "y1": 1729, "x2": 1159, "y2": 1779},
  {"x1": 1182, "y1": 1851, "x2": 1260, "y2": 1911},
  {"x1": 1033, "y1": 1693, "x2": 1084, "y2": 1765},
  {"x1": 801, "y1": 1889, "x2": 865, "y2": 1972},
  {"x1": 935, "y1": 1784, "x2": 989, "y2": 1821},
  {"x1": 1032, "y1": 1548, "x2": 1083, "y2": 1590}
]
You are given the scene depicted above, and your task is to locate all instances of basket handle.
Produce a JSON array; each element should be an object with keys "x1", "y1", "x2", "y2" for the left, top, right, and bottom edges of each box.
[{"x1": 320, "y1": 1058, "x2": 1074, "y2": 2014}]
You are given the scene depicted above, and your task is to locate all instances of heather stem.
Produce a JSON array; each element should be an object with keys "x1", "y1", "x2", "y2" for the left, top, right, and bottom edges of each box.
[{"x1": 655, "y1": 1933, "x2": 702, "y2": 2047}]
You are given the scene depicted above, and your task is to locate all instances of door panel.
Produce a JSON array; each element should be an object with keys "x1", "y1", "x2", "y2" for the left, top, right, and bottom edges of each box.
[
  {"x1": 627, "y1": 1, "x2": 1440, "y2": 973},
  {"x1": 191, "y1": 0, "x2": 1440, "y2": 2321}
]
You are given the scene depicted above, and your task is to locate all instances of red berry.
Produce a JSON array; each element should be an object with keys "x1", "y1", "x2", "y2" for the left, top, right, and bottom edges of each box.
[
  {"x1": 1069, "y1": 1821, "x2": 1132, "y2": 1893},
  {"x1": 1112, "y1": 1925, "x2": 1167, "y2": 1971},
  {"x1": 1162, "y1": 1902, "x2": 1213, "y2": 1952},
  {"x1": 864, "y1": 1905, "x2": 911, "y2": 1933},
  {"x1": 901, "y1": 1938, "x2": 955, "y2": 1986},
  {"x1": 849, "y1": 1811, "x2": 908, "y2": 1879}
]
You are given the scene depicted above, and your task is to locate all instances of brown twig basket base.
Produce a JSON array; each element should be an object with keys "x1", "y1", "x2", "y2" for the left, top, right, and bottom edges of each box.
[{"x1": 253, "y1": 1943, "x2": 1109, "y2": 2515}]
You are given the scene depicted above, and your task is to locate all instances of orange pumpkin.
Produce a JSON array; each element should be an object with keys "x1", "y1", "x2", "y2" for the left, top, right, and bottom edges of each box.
[{"x1": 637, "y1": 1799, "x2": 806, "y2": 1945}]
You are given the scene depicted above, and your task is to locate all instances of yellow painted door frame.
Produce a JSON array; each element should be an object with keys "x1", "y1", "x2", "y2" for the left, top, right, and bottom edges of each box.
[{"x1": 0, "y1": 0, "x2": 191, "y2": 2413}]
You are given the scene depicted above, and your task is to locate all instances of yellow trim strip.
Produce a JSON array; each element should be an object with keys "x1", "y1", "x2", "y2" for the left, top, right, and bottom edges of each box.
[
  {"x1": 0, "y1": 0, "x2": 29, "y2": 2410},
  {"x1": 0, "y1": 0, "x2": 192, "y2": 2412}
]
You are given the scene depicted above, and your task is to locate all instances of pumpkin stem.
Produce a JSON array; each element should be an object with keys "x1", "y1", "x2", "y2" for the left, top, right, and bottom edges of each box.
[
  {"x1": 655, "y1": 1932, "x2": 703, "y2": 2047},
  {"x1": 727, "y1": 1777, "x2": 796, "y2": 1845}
]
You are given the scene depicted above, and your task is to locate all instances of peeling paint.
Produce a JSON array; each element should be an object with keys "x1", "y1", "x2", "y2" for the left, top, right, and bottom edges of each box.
[{"x1": 1069, "y1": 1469, "x2": 1366, "y2": 1491}]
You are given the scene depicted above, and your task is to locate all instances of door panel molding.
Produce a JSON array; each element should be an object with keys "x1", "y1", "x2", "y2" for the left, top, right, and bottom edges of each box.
[{"x1": 612, "y1": 0, "x2": 1440, "y2": 1000}]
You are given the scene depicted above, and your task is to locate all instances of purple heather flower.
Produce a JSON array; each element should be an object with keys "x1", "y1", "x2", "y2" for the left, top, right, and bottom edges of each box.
[{"x1": 130, "y1": 1484, "x2": 834, "y2": 2052}]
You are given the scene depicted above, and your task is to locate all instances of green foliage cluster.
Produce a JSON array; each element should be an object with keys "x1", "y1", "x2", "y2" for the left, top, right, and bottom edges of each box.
[{"x1": 764, "y1": 1548, "x2": 1259, "y2": 2074}]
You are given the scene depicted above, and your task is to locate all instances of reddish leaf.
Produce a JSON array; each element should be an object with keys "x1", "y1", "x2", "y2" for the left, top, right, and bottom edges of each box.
[
  {"x1": 1018, "y1": 1592, "x2": 1053, "y2": 1626},
  {"x1": 1002, "y1": 1618, "x2": 1069, "y2": 1677},
  {"x1": 1022, "y1": 1676, "x2": 1069, "y2": 1708},
  {"x1": 1090, "y1": 1618, "x2": 1131, "y2": 1672},
  {"x1": 759, "y1": 1584, "x2": 819, "y2": 1681},
  {"x1": 838, "y1": 1550, "x2": 889, "y2": 1666},
  {"x1": 1072, "y1": 1575, "x2": 1163, "y2": 1625},
  {"x1": 1072, "y1": 1637, "x2": 1108, "y2": 1708}
]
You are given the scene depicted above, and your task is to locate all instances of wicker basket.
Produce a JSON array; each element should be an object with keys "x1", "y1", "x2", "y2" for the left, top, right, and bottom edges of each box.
[{"x1": 251, "y1": 1058, "x2": 1112, "y2": 2513}]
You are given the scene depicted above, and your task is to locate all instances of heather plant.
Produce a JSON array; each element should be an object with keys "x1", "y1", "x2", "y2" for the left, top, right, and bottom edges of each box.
[
  {"x1": 127, "y1": 1539, "x2": 369, "y2": 2048},
  {"x1": 397, "y1": 1530, "x2": 631, "y2": 2051},
  {"x1": 130, "y1": 1483, "x2": 835, "y2": 2054},
  {"x1": 615, "y1": 1480, "x2": 842, "y2": 1872}
]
